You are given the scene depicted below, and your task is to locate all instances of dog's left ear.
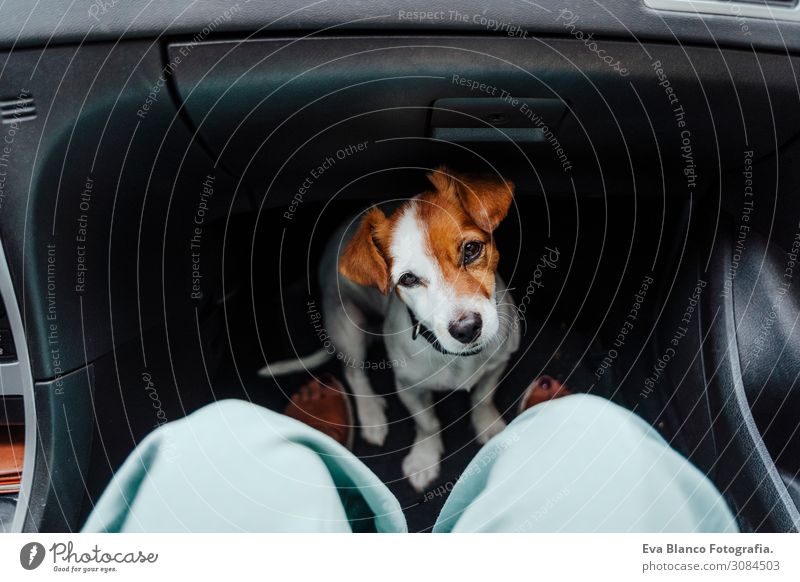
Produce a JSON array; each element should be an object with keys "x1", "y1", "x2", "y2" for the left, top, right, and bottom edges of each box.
[{"x1": 427, "y1": 166, "x2": 515, "y2": 233}]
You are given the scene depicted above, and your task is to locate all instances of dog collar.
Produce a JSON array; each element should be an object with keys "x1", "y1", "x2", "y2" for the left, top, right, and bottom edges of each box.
[{"x1": 406, "y1": 306, "x2": 483, "y2": 357}]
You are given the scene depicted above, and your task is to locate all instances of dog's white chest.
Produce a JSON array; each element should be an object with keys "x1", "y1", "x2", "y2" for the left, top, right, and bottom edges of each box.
[
  {"x1": 425, "y1": 359, "x2": 482, "y2": 391},
  {"x1": 396, "y1": 347, "x2": 496, "y2": 392}
]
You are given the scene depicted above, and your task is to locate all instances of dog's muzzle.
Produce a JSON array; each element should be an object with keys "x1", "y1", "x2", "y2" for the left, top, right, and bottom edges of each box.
[{"x1": 406, "y1": 306, "x2": 483, "y2": 357}]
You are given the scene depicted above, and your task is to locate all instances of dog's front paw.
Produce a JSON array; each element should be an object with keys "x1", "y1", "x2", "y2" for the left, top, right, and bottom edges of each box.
[
  {"x1": 472, "y1": 406, "x2": 508, "y2": 445},
  {"x1": 356, "y1": 397, "x2": 388, "y2": 446},
  {"x1": 402, "y1": 436, "x2": 444, "y2": 492}
]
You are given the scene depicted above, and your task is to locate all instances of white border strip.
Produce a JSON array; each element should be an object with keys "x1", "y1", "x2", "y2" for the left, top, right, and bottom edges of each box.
[{"x1": 2, "y1": 533, "x2": 800, "y2": 579}]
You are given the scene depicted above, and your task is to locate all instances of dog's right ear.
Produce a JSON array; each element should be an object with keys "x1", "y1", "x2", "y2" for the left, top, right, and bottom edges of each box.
[{"x1": 339, "y1": 207, "x2": 391, "y2": 294}]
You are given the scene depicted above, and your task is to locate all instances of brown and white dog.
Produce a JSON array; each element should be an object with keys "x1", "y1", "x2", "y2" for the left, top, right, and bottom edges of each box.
[{"x1": 260, "y1": 166, "x2": 520, "y2": 491}]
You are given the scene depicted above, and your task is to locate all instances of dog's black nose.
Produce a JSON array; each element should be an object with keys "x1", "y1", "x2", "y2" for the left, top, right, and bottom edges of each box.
[{"x1": 448, "y1": 312, "x2": 482, "y2": 344}]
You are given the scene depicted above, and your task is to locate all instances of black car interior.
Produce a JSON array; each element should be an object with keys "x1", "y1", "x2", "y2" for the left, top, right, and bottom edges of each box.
[{"x1": 1, "y1": 0, "x2": 799, "y2": 532}]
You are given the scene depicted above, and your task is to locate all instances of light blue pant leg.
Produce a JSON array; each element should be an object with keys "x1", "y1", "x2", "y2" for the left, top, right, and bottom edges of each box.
[
  {"x1": 82, "y1": 399, "x2": 407, "y2": 533},
  {"x1": 434, "y1": 394, "x2": 738, "y2": 533}
]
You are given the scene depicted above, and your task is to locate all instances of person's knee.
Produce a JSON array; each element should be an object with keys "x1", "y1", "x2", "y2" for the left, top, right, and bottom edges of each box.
[
  {"x1": 516, "y1": 393, "x2": 650, "y2": 442},
  {"x1": 153, "y1": 399, "x2": 272, "y2": 450},
  {"x1": 549, "y1": 393, "x2": 629, "y2": 420},
  {"x1": 163, "y1": 399, "x2": 332, "y2": 475},
  {"x1": 183, "y1": 398, "x2": 267, "y2": 428},
  {"x1": 521, "y1": 392, "x2": 619, "y2": 420}
]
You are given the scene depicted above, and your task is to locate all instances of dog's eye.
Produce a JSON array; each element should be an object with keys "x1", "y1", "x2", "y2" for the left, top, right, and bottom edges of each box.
[
  {"x1": 398, "y1": 273, "x2": 421, "y2": 287},
  {"x1": 463, "y1": 241, "x2": 484, "y2": 265}
]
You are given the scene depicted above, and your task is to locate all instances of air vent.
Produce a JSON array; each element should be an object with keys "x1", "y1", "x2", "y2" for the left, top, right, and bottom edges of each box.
[
  {"x1": 645, "y1": 0, "x2": 800, "y2": 21},
  {"x1": 737, "y1": 0, "x2": 798, "y2": 6},
  {"x1": 0, "y1": 95, "x2": 36, "y2": 125}
]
